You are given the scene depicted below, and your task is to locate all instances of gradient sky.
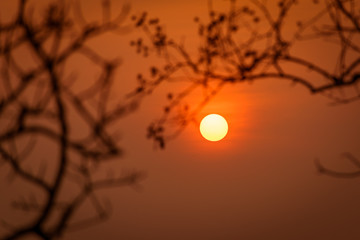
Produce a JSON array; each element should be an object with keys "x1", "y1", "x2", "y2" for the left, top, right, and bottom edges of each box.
[{"x1": 1, "y1": 0, "x2": 360, "y2": 240}]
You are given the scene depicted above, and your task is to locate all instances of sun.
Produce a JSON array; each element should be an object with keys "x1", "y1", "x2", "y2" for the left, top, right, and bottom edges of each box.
[{"x1": 200, "y1": 114, "x2": 228, "y2": 142}]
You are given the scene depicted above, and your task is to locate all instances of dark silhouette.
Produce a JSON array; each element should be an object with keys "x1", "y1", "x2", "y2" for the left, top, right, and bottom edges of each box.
[
  {"x1": 130, "y1": 0, "x2": 359, "y2": 177},
  {"x1": 0, "y1": 0, "x2": 145, "y2": 239},
  {"x1": 315, "y1": 152, "x2": 360, "y2": 178},
  {"x1": 0, "y1": 0, "x2": 359, "y2": 239},
  {"x1": 131, "y1": 0, "x2": 359, "y2": 148}
]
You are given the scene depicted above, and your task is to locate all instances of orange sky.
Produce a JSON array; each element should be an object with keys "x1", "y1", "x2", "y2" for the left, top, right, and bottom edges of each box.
[{"x1": 1, "y1": 0, "x2": 360, "y2": 239}]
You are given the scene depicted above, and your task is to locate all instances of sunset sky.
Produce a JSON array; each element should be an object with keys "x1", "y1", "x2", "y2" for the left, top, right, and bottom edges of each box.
[{"x1": 1, "y1": 0, "x2": 360, "y2": 239}]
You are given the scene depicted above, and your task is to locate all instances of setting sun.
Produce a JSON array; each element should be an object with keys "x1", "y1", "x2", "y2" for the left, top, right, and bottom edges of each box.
[{"x1": 200, "y1": 114, "x2": 228, "y2": 141}]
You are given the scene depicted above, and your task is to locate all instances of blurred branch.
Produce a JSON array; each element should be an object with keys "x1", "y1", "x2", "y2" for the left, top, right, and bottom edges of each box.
[
  {"x1": 315, "y1": 153, "x2": 360, "y2": 178},
  {"x1": 1, "y1": 0, "x2": 359, "y2": 238},
  {"x1": 0, "y1": 0, "x2": 145, "y2": 239}
]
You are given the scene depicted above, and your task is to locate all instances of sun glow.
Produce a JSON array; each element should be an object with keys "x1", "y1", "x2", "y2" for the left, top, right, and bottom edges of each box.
[{"x1": 200, "y1": 114, "x2": 228, "y2": 141}]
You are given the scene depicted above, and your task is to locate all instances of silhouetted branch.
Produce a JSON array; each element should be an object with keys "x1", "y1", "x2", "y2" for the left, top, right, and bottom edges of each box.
[
  {"x1": 315, "y1": 153, "x2": 360, "y2": 178},
  {"x1": 0, "y1": 146, "x2": 51, "y2": 192},
  {"x1": 131, "y1": 0, "x2": 360, "y2": 147},
  {"x1": 1, "y1": 0, "x2": 360, "y2": 238},
  {"x1": 0, "y1": 0, "x2": 146, "y2": 239}
]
